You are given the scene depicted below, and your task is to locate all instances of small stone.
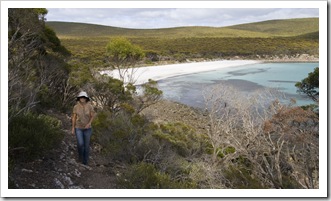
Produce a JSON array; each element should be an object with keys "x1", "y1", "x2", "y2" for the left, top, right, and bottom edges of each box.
[
  {"x1": 54, "y1": 178, "x2": 64, "y2": 189},
  {"x1": 80, "y1": 164, "x2": 92, "y2": 170},
  {"x1": 73, "y1": 169, "x2": 81, "y2": 177},
  {"x1": 63, "y1": 175, "x2": 74, "y2": 186},
  {"x1": 69, "y1": 185, "x2": 81, "y2": 189},
  {"x1": 21, "y1": 169, "x2": 33, "y2": 173}
]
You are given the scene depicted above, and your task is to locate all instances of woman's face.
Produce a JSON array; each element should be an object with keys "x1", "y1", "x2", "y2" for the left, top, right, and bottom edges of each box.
[{"x1": 79, "y1": 97, "x2": 87, "y2": 103}]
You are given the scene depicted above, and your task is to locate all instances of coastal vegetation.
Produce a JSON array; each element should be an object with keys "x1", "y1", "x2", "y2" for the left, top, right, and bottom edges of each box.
[
  {"x1": 47, "y1": 18, "x2": 318, "y2": 65},
  {"x1": 8, "y1": 8, "x2": 69, "y2": 161},
  {"x1": 8, "y1": 8, "x2": 319, "y2": 190}
]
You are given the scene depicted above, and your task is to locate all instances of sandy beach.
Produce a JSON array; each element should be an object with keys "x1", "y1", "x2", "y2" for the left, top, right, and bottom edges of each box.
[{"x1": 100, "y1": 60, "x2": 261, "y2": 85}]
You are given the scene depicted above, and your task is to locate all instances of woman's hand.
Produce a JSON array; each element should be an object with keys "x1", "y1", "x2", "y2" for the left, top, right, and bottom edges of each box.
[
  {"x1": 85, "y1": 123, "x2": 91, "y2": 129},
  {"x1": 71, "y1": 127, "x2": 75, "y2": 135}
]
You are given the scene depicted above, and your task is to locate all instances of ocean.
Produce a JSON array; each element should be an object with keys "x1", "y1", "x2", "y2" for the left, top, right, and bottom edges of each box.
[{"x1": 157, "y1": 62, "x2": 318, "y2": 108}]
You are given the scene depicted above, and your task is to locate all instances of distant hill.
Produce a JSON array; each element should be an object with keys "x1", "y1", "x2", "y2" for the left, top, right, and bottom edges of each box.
[
  {"x1": 228, "y1": 18, "x2": 318, "y2": 37},
  {"x1": 46, "y1": 17, "x2": 318, "y2": 38}
]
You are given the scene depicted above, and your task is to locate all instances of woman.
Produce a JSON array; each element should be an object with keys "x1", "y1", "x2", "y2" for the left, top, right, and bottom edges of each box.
[{"x1": 71, "y1": 91, "x2": 96, "y2": 165}]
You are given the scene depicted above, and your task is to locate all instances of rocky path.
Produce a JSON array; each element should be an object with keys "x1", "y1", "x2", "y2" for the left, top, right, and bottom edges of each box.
[
  {"x1": 9, "y1": 100, "x2": 209, "y2": 189},
  {"x1": 9, "y1": 112, "x2": 118, "y2": 189}
]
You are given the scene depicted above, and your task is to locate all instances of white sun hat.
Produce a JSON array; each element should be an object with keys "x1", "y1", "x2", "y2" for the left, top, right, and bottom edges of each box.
[{"x1": 77, "y1": 91, "x2": 90, "y2": 101}]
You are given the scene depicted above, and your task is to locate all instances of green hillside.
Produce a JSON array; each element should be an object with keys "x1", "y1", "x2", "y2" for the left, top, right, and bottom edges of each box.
[
  {"x1": 228, "y1": 18, "x2": 318, "y2": 37},
  {"x1": 46, "y1": 22, "x2": 271, "y2": 38},
  {"x1": 46, "y1": 17, "x2": 318, "y2": 38}
]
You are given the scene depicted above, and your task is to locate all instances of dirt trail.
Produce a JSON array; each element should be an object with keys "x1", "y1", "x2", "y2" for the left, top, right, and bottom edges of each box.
[{"x1": 9, "y1": 111, "x2": 118, "y2": 189}]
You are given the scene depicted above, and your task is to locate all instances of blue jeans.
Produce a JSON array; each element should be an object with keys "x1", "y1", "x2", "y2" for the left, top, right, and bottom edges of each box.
[{"x1": 75, "y1": 128, "x2": 92, "y2": 165}]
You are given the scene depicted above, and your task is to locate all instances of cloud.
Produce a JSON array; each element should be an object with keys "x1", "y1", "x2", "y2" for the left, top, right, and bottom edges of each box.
[{"x1": 46, "y1": 8, "x2": 319, "y2": 29}]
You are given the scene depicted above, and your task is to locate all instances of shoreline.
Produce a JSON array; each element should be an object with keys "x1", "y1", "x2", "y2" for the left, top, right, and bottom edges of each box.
[
  {"x1": 100, "y1": 58, "x2": 318, "y2": 85},
  {"x1": 100, "y1": 60, "x2": 262, "y2": 85}
]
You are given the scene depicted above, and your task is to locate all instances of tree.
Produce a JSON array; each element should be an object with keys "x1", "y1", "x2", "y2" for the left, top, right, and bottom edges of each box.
[
  {"x1": 88, "y1": 74, "x2": 133, "y2": 113},
  {"x1": 133, "y1": 79, "x2": 163, "y2": 114},
  {"x1": 105, "y1": 37, "x2": 145, "y2": 84},
  {"x1": 8, "y1": 8, "x2": 71, "y2": 118},
  {"x1": 8, "y1": 8, "x2": 46, "y2": 119},
  {"x1": 295, "y1": 67, "x2": 319, "y2": 102},
  {"x1": 8, "y1": 9, "x2": 69, "y2": 167},
  {"x1": 263, "y1": 106, "x2": 319, "y2": 189},
  {"x1": 202, "y1": 84, "x2": 319, "y2": 188}
]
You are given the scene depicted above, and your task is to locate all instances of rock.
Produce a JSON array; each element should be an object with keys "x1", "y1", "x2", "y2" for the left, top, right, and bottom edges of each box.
[
  {"x1": 69, "y1": 185, "x2": 82, "y2": 189},
  {"x1": 62, "y1": 175, "x2": 74, "y2": 186},
  {"x1": 80, "y1": 164, "x2": 93, "y2": 171},
  {"x1": 60, "y1": 153, "x2": 66, "y2": 160},
  {"x1": 54, "y1": 178, "x2": 64, "y2": 189},
  {"x1": 73, "y1": 169, "x2": 81, "y2": 178},
  {"x1": 21, "y1": 168, "x2": 33, "y2": 173}
]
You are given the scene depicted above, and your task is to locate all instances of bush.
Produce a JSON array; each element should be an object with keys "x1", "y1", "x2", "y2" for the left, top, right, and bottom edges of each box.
[
  {"x1": 223, "y1": 165, "x2": 264, "y2": 189},
  {"x1": 93, "y1": 110, "x2": 152, "y2": 163},
  {"x1": 117, "y1": 162, "x2": 197, "y2": 189},
  {"x1": 153, "y1": 122, "x2": 206, "y2": 157},
  {"x1": 8, "y1": 112, "x2": 64, "y2": 161}
]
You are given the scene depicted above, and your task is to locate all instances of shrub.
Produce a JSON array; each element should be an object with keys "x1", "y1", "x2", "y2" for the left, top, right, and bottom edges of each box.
[
  {"x1": 223, "y1": 165, "x2": 264, "y2": 189},
  {"x1": 153, "y1": 122, "x2": 206, "y2": 157},
  {"x1": 93, "y1": 110, "x2": 152, "y2": 163},
  {"x1": 8, "y1": 112, "x2": 64, "y2": 161},
  {"x1": 116, "y1": 162, "x2": 197, "y2": 189}
]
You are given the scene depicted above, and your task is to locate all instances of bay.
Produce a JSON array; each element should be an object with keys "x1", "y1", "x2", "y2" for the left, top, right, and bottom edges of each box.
[{"x1": 157, "y1": 62, "x2": 318, "y2": 108}]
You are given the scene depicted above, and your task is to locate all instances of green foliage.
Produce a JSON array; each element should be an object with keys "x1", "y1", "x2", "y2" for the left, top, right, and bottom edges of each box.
[
  {"x1": 93, "y1": 110, "x2": 152, "y2": 163},
  {"x1": 224, "y1": 165, "x2": 264, "y2": 189},
  {"x1": 300, "y1": 103, "x2": 319, "y2": 112},
  {"x1": 8, "y1": 8, "x2": 72, "y2": 115},
  {"x1": 8, "y1": 112, "x2": 64, "y2": 161},
  {"x1": 153, "y1": 122, "x2": 205, "y2": 157},
  {"x1": 214, "y1": 146, "x2": 235, "y2": 158},
  {"x1": 295, "y1": 67, "x2": 319, "y2": 101},
  {"x1": 281, "y1": 175, "x2": 302, "y2": 189},
  {"x1": 33, "y1": 8, "x2": 48, "y2": 15},
  {"x1": 135, "y1": 79, "x2": 163, "y2": 113},
  {"x1": 91, "y1": 74, "x2": 134, "y2": 112},
  {"x1": 117, "y1": 162, "x2": 197, "y2": 188},
  {"x1": 106, "y1": 37, "x2": 144, "y2": 60},
  {"x1": 106, "y1": 37, "x2": 145, "y2": 70},
  {"x1": 204, "y1": 142, "x2": 236, "y2": 158},
  {"x1": 142, "y1": 79, "x2": 163, "y2": 98},
  {"x1": 44, "y1": 25, "x2": 71, "y2": 56},
  {"x1": 59, "y1": 35, "x2": 318, "y2": 66},
  {"x1": 68, "y1": 64, "x2": 93, "y2": 88}
]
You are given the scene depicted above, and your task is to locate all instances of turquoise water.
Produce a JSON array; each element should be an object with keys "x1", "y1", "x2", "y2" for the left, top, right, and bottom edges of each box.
[{"x1": 157, "y1": 62, "x2": 318, "y2": 108}]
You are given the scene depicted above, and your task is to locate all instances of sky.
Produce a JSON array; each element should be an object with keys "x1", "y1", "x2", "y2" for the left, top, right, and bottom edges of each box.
[{"x1": 46, "y1": 8, "x2": 319, "y2": 29}]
